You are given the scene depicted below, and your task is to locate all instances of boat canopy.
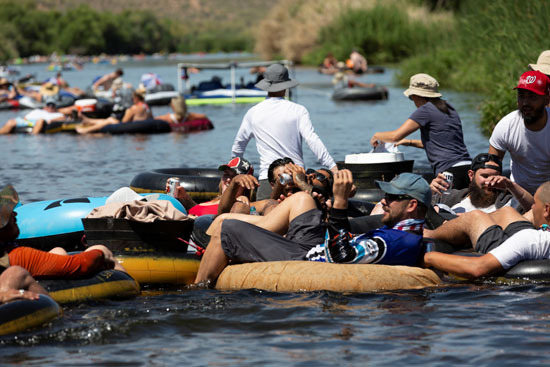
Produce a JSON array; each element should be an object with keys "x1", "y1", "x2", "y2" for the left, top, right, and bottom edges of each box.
[{"x1": 176, "y1": 60, "x2": 294, "y2": 103}]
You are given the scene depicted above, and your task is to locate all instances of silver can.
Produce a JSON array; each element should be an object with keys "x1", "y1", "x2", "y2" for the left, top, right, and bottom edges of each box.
[
  {"x1": 442, "y1": 171, "x2": 454, "y2": 195},
  {"x1": 167, "y1": 177, "x2": 180, "y2": 197},
  {"x1": 279, "y1": 173, "x2": 292, "y2": 185}
]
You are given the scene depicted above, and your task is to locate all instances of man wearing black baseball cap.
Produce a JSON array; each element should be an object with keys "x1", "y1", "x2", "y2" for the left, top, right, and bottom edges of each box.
[{"x1": 430, "y1": 153, "x2": 533, "y2": 215}]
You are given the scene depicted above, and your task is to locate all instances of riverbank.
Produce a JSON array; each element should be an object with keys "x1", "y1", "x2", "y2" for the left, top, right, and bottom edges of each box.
[{"x1": 257, "y1": 0, "x2": 549, "y2": 135}]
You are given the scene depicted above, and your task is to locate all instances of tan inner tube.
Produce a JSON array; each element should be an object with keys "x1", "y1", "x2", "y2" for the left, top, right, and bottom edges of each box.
[{"x1": 216, "y1": 261, "x2": 441, "y2": 293}]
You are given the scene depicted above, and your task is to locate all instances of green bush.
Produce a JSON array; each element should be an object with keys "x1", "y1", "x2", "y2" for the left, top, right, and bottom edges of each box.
[
  {"x1": 398, "y1": 0, "x2": 549, "y2": 134},
  {"x1": 0, "y1": 0, "x2": 254, "y2": 60},
  {"x1": 304, "y1": 4, "x2": 452, "y2": 66}
]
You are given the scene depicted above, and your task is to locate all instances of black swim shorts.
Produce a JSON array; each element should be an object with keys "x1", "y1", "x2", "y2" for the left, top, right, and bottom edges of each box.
[
  {"x1": 475, "y1": 220, "x2": 534, "y2": 253},
  {"x1": 221, "y1": 208, "x2": 325, "y2": 263}
]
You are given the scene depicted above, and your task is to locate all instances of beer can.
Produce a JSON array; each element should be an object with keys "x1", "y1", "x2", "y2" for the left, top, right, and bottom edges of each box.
[
  {"x1": 279, "y1": 173, "x2": 292, "y2": 185},
  {"x1": 167, "y1": 177, "x2": 180, "y2": 197},
  {"x1": 442, "y1": 171, "x2": 454, "y2": 195}
]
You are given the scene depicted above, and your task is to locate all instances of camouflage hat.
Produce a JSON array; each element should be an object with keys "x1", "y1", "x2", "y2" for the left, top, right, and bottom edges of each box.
[{"x1": 0, "y1": 185, "x2": 18, "y2": 229}]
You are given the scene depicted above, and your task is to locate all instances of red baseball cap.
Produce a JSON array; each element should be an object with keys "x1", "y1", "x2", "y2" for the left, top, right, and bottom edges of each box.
[
  {"x1": 515, "y1": 70, "x2": 550, "y2": 95},
  {"x1": 218, "y1": 157, "x2": 254, "y2": 175}
]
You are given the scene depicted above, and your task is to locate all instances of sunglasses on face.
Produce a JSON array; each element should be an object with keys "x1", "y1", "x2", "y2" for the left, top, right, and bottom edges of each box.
[
  {"x1": 306, "y1": 169, "x2": 328, "y2": 183},
  {"x1": 384, "y1": 193, "x2": 412, "y2": 203}
]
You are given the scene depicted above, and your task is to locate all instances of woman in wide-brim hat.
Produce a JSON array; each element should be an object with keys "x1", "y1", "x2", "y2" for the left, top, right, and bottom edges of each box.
[{"x1": 370, "y1": 73, "x2": 472, "y2": 190}]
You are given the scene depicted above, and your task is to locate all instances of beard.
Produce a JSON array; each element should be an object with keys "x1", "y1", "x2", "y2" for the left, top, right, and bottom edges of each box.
[
  {"x1": 468, "y1": 180, "x2": 498, "y2": 208},
  {"x1": 521, "y1": 106, "x2": 546, "y2": 125}
]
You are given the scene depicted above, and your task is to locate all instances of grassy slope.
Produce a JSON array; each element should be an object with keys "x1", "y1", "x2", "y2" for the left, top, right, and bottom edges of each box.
[{"x1": 36, "y1": 0, "x2": 280, "y2": 37}]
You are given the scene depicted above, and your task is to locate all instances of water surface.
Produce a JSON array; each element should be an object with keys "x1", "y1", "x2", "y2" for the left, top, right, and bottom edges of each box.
[{"x1": 2, "y1": 58, "x2": 542, "y2": 367}]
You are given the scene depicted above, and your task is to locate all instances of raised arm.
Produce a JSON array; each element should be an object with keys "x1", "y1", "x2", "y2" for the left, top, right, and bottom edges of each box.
[{"x1": 217, "y1": 174, "x2": 259, "y2": 215}]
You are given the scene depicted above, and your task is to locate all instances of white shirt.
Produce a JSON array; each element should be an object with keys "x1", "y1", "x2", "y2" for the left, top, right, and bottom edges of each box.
[
  {"x1": 490, "y1": 229, "x2": 550, "y2": 270},
  {"x1": 489, "y1": 107, "x2": 550, "y2": 194},
  {"x1": 451, "y1": 196, "x2": 501, "y2": 214},
  {"x1": 24, "y1": 109, "x2": 64, "y2": 123},
  {"x1": 231, "y1": 97, "x2": 336, "y2": 180}
]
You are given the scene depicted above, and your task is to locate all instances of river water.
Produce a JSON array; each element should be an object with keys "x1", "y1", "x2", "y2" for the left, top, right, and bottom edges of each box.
[{"x1": 2, "y1": 56, "x2": 547, "y2": 366}]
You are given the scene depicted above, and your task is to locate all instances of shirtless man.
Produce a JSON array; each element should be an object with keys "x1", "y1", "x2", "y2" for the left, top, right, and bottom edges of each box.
[
  {"x1": 76, "y1": 89, "x2": 152, "y2": 134},
  {"x1": 93, "y1": 68, "x2": 124, "y2": 92},
  {"x1": 423, "y1": 181, "x2": 550, "y2": 279}
]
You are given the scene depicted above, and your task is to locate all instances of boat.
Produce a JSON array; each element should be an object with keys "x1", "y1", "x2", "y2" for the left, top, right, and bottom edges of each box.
[
  {"x1": 0, "y1": 96, "x2": 43, "y2": 111},
  {"x1": 176, "y1": 60, "x2": 294, "y2": 106},
  {"x1": 332, "y1": 85, "x2": 389, "y2": 101},
  {"x1": 144, "y1": 83, "x2": 178, "y2": 106}
]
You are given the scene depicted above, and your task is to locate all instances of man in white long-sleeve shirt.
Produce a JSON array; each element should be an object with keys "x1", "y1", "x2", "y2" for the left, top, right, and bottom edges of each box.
[{"x1": 231, "y1": 64, "x2": 338, "y2": 199}]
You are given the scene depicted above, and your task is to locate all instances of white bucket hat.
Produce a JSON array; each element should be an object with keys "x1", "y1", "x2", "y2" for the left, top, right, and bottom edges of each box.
[
  {"x1": 403, "y1": 73, "x2": 442, "y2": 98},
  {"x1": 529, "y1": 50, "x2": 550, "y2": 76}
]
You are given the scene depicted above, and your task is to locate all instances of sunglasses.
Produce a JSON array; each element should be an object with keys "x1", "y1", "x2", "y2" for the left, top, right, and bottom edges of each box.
[
  {"x1": 472, "y1": 153, "x2": 502, "y2": 171},
  {"x1": 384, "y1": 193, "x2": 413, "y2": 203},
  {"x1": 306, "y1": 169, "x2": 329, "y2": 183}
]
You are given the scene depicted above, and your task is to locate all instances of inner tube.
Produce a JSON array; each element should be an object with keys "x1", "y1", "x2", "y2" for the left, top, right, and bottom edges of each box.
[
  {"x1": 498, "y1": 260, "x2": 550, "y2": 282},
  {"x1": 99, "y1": 119, "x2": 171, "y2": 134},
  {"x1": 0, "y1": 294, "x2": 61, "y2": 336},
  {"x1": 144, "y1": 84, "x2": 178, "y2": 106},
  {"x1": 216, "y1": 261, "x2": 442, "y2": 293},
  {"x1": 39, "y1": 269, "x2": 140, "y2": 304},
  {"x1": 332, "y1": 86, "x2": 389, "y2": 101},
  {"x1": 115, "y1": 252, "x2": 201, "y2": 285},
  {"x1": 169, "y1": 118, "x2": 214, "y2": 134},
  {"x1": 15, "y1": 194, "x2": 185, "y2": 251},
  {"x1": 83, "y1": 217, "x2": 194, "y2": 253},
  {"x1": 0, "y1": 99, "x2": 19, "y2": 110},
  {"x1": 130, "y1": 168, "x2": 222, "y2": 203}
]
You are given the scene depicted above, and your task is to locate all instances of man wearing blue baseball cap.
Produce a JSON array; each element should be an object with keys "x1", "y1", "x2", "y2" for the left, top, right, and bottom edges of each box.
[
  {"x1": 306, "y1": 172, "x2": 431, "y2": 265},
  {"x1": 193, "y1": 171, "x2": 431, "y2": 287}
]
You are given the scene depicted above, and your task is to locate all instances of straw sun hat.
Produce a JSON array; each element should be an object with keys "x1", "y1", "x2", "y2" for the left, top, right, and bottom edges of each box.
[
  {"x1": 403, "y1": 73, "x2": 442, "y2": 98},
  {"x1": 529, "y1": 50, "x2": 550, "y2": 76}
]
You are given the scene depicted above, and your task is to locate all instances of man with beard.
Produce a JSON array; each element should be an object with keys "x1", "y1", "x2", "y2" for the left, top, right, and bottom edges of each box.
[
  {"x1": 422, "y1": 181, "x2": 550, "y2": 279},
  {"x1": 489, "y1": 70, "x2": 550, "y2": 195},
  {"x1": 193, "y1": 171, "x2": 430, "y2": 286},
  {"x1": 430, "y1": 153, "x2": 533, "y2": 215}
]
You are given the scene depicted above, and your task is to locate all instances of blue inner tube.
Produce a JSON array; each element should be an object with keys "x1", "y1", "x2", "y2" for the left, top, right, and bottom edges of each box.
[
  {"x1": 15, "y1": 194, "x2": 185, "y2": 251},
  {"x1": 99, "y1": 119, "x2": 171, "y2": 134}
]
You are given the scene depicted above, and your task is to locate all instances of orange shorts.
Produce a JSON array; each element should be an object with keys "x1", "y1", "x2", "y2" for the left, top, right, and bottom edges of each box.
[{"x1": 8, "y1": 247, "x2": 105, "y2": 279}]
